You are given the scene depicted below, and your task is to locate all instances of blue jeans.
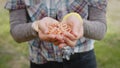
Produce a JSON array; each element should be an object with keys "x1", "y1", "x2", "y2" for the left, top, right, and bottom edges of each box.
[{"x1": 30, "y1": 49, "x2": 97, "y2": 68}]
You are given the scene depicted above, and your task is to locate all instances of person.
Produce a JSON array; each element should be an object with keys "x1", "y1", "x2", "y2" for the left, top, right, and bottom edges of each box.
[{"x1": 5, "y1": 0, "x2": 107, "y2": 68}]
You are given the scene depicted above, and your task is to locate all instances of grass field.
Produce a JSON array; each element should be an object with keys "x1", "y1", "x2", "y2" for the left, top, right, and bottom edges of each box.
[{"x1": 0, "y1": 0, "x2": 120, "y2": 68}]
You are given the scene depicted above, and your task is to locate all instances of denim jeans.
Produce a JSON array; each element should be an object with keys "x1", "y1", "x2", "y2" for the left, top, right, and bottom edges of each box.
[{"x1": 30, "y1": 49, "x2": 97, "y2": 68}]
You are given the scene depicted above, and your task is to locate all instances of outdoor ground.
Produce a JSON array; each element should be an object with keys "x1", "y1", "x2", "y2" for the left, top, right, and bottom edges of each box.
[{"x1": 0, "y1": 0, "x2": 120, "y2": 68}]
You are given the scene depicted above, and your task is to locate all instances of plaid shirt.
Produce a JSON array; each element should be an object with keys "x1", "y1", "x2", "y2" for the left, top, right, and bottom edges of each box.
[{"x1": 5, "y1": 0, "x2": 107, "y2": 64}]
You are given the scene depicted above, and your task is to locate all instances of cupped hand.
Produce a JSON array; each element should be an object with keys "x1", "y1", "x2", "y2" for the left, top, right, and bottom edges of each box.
[
  {"x1": 38, "y1": 17, "x2": 59, "y2": 33},
  {"x1": 64, "y1": 14, "x2": 83, "y2": 39},
  {"x1": 37, "y1": 15, "x2": 84, "y2": 48},
  {"x1": 38, "y1": 17, "x2": 59, "y2": 42},
  {"x1": 60, "y1": 13, "x2": 84, "y2": 47}
]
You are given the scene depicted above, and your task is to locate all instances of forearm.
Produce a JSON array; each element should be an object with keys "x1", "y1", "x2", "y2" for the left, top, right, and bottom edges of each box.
[
  {"x1": 10, "y1": 9, "x2": 38, "y2": 43},
  {"x1": 83, "y1": 19, "x2": 106, "y2": 40},
  {"x1": 83, "y1": 5, "x2": 107, "y2": 40}
]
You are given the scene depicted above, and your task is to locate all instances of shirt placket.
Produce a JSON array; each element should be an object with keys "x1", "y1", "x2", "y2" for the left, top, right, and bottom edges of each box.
[
  {"x1": 47, "y1": 0, "x2": 62, "y2": 61},
  {"x1": 49, "y1": 0, "x2": 57, "y2": 18}
]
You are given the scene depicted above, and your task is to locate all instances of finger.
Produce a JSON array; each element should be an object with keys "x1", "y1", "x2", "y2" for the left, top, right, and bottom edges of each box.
[
  {"x1": 46, "y1": 34, "x2": 57, "y2": 42},
  {"x1": 63, "y1": 32, "x2": 76, "y2": 40},
  {"x1": 74, "y1": 26, "x2": 83, "y2": 39},
  {"x1": 70, "y1": 17, "x2": 81, "y2": 37},
  {"x1": 38, "y1": 20, "x2": 48, "y2": 33},
  {"x1": 72, "y1": 24, "x2": 83, "y2": 39},
  {"x1": 72, "y1": 24, "x2": 79, "y2": 37},
  {"x1": 58, "y1": 43, "x2": 67, "y2": 49},
  {"x1": 63, "y1": 37, "x2": 76, "y2": 47},
  {"x1": 38, "y1": 30, "x2": 56, "y2": 42},
  {"x1": 55, "y1": 35, "x2": 64, "y2": 43}
]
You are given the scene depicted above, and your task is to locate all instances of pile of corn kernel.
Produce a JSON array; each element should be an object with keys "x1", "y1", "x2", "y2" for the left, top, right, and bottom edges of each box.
[{"x1": 47, "y1": 23, "x2": 72, "y2": 35}]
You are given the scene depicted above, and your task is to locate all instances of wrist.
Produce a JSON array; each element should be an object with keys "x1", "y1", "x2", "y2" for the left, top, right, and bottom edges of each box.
[{"x1": 31, "y1": 21, "x2": 40, "y2": 32}]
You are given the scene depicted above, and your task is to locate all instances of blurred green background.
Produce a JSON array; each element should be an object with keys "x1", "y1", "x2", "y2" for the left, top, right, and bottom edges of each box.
[{"x1": 0, "y1": 0, "x2": 120, "y2": 68}]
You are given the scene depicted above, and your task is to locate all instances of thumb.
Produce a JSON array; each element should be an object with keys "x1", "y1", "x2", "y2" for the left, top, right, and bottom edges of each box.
[
  {"x1": 39, "y1": 25, "x2": 48, "y2": 34},
  {"x1": 72, "y1": 24, "x2": 78, "y2": 37},
  {"x1": 38, "y1": 22, "x2": 49, "y2": 34},
  {"x1": 71, "y1": 17, "x2": 81, "y2": 38}
]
